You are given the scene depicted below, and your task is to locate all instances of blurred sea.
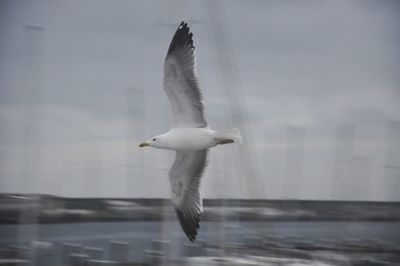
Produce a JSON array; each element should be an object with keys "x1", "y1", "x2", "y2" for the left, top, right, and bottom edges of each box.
[
  {"x1": 1, "y1": 195, "x2": 399, "y2": 265},
  {"x1": 2, "y1": 221, "x2": 400, "y2": 246},
  {"x1": 1, "y1": 220, "x2": 399, "y2": 265}
]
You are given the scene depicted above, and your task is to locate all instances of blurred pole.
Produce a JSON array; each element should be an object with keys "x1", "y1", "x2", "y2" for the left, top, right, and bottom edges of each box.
[
  {"x1": 263, "y1": 131, "x2": 284, "y2": 198},
  {"x1": 18, "y1": 25, "x2": 45, "y2": 260},
  {"x1": 332, "y1": 124, "x2": 355, "y2": 200},
  {"x1": 126, "y1": 88, "x2": 145, "y2": 197},
  {"x1": 83, "y1": 135, "x2": 103, "y2": 197},
  {"x1": 384, "y1": 120, "x2": 400, "y2": 201},
  {"x1": 348, "y1": 156, "x2": 371, "y2": 201},
  {"x1": 21, "y1": 25, "x2": 45, "y2": 195},
  {"x1": 281, "y1": 126, "x2": 305, "y2": 199}
]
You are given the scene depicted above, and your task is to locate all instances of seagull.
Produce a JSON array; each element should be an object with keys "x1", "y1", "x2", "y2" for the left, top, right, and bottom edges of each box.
[{"x1": 139, "y1": 21, "x2": 242, "y2": 241}]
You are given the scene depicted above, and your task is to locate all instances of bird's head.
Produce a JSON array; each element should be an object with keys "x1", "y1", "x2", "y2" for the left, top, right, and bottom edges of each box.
[{"x1": 139, "y1": 135, "x2": 165, "y2": 149}]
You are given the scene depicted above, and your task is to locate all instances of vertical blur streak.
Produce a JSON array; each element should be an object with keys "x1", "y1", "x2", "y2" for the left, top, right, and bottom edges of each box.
[
  {"x1": 282, "y1": 126, "x2": 305, "y2": 199},
  {"x1": 83, "y1": 135, "x2": 103, "y2": 196},
  {"x1": 19, "y1": 24, "x2": 45, "y2": 259},
  {"x1": 384, "y1": 121, "x2": 400, "y2": 201},
  {"x1": 203, "y1": 0, "x2": 262, "y2": 199},
  {"x1": 126, "y1": 88, "x2": 145, "y2": 197},
  {"x1": 21, "y1": 25, "x2": 45, "y2": 195},
  {"x1": 332, "y1": 124, "x2": 355, "y2": 200},
  {"x1": 203, "y1": 0, "x2": 264, "y2": 253}
]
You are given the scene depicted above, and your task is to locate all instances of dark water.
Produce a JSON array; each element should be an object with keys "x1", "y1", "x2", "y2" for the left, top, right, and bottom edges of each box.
[
  {"x1": 1, "y1": 221, "x2": 399, "y2": 260},
  {"x1": 2, "y1": 221, "x2": 400, "y2": 242},
  {"x1": 1, "y1": 221, "x2": 399, "y2": 243}
]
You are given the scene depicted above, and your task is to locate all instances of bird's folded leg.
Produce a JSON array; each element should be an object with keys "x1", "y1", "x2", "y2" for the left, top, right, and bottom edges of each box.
[{"x1": 217, "y1": 139, "x2": 234, "y2": 145}]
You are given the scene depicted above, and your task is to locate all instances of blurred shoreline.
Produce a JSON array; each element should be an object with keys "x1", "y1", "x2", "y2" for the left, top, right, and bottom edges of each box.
[
  {"x1": 1, "y1": 194, "x2": 399, "y2": 224},
  {"x1": 1, "y1": 194, "x2": 399, "y2": 265}
]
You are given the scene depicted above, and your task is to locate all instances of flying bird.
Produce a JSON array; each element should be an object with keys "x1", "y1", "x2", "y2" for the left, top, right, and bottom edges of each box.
[{"x1": 139, "y1": 21, "x2": 242, "y2": 241}]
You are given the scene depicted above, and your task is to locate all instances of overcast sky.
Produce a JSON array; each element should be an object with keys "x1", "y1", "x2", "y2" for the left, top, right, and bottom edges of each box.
[{"x1": 0, "y1": 0, "x2": 399, "y2": 200}]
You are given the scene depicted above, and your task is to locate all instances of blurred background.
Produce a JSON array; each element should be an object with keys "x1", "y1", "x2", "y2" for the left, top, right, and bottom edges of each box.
[{"x1": 0, "y1": 0, "x2": 399, "y2": 265}]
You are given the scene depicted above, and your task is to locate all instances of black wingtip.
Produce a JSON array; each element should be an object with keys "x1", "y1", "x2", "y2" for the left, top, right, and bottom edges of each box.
[
  {"x1": 167, "y1": 21, "x2": 195, "y2": 55},
  {"x1": 175, "y1": 208, "x2": 200, "y2": 242}
]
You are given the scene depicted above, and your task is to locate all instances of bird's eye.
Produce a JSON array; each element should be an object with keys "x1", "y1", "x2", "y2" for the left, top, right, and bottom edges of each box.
[{"x1": 152, "y1": 138, "x2": 157, "y2": 141}]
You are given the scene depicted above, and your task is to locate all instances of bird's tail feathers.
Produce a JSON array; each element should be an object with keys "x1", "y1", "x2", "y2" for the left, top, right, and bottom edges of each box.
[{"x1": 214, "y1": 128, "x2": 243, "y2": 144}]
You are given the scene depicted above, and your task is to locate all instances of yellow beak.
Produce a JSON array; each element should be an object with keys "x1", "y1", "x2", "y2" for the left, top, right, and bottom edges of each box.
[{"x1": 139, "y1": 142, "x2": 149, "y2": 148}]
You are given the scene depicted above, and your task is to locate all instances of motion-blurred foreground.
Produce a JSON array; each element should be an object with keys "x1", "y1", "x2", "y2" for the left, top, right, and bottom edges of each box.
[
  {"x1": 1, "y1": 194, "x2": 399, "y2": 265},
  {"x1": 1, "y1": 0, "x2": 400, "y2": 265}
]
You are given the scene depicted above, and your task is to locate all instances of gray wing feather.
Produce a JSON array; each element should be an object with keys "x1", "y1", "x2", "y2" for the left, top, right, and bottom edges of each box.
[
  {"x1": 169, "y1": 150, "x2": 208, "y2": 241},
  {"x1": 163, "y1": 21, "x2": 207, "y2": 128}
]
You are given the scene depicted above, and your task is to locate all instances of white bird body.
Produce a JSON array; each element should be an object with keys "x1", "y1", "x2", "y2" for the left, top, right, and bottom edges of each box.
[
  {"x1": 139, "y1": 22, "x2": 241, "y2": 241},
  {"x1": 152, "y1": 128, "x2": 218, "y2": 151}
]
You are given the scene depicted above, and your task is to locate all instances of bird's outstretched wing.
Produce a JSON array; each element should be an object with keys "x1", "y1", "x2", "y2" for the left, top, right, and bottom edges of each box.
[
  {"x1": 163, "y1": 21, "x2": 207, "y2": 128},
  {"x1": 169, "y1": 150, "x2": 208, "y2": 241}
]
